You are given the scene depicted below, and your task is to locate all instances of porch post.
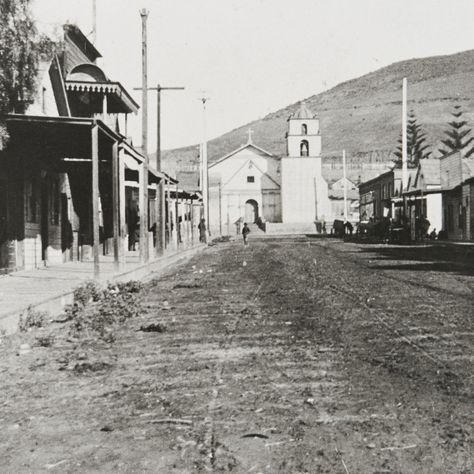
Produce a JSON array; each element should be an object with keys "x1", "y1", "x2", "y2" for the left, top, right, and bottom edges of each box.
[
  {"x1": 112, "y1": 141, "x2": 120, "y2": 271},
  {"x1": 156, "y1": 179, "x2": 165, "y2": 256},
  {"x1": 139, "y1": 161, "x2": 147, "y2": 263},
  {"x1": 164, "y1": 179, "x2": 169, "y2": 250},
  {"x1": 118, "y1": 148, "x2": 126, "y2": 267},
  {"x1": 102, "y1": 94, "x2": 108, "y2": 120},
  {"x1": 190, "y1": 198, "x2": 194, "y2": 245},
  {"x1": 91, "y1": 123, "x2": 100, "y2": 277},
  {"x1": 175, "y1": 184, "x2": 180, "y2": 249},
  {"x1": 167, "y1": 180, "x2": 173, "y2": 249},
  {"x1": 186, "y1": 199, "x2": 191, "y2": 246}
]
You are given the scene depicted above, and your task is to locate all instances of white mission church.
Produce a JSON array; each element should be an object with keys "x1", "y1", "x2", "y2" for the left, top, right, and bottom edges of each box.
[{"x1": 208, "y1": 102, "x2": 330, "y2": 234}]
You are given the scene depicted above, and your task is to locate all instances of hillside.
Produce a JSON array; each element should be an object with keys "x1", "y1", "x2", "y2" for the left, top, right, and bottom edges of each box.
[{"x1": 162, "y1": 49, "x2": 474, "y2": 178}]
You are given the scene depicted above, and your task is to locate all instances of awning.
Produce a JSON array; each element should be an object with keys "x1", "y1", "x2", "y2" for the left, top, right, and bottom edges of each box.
[
  {"x1": 65, "y1": 80, "x2": 139, "y2": 114},
  {"x1": 403, "y1": 188, "x2": 442, "y2": 197},
  {"x1": 163, "y1": 172, "x2": 178, "y2": 185},
  {"x1": 0, "y1": 114, "x2": 118, "y2": 170},
  {"x1": 0, "y1": 114, "x2": 146, "y2": 176}
]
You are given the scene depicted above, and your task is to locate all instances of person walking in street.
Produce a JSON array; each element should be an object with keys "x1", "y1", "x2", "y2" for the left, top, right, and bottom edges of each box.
[
  {"x1": 198, "y1": 218, "x2": 207, "y2": 243},
  {"x1": 242, "y1": 222, "x2": 250, "y2": 246}
]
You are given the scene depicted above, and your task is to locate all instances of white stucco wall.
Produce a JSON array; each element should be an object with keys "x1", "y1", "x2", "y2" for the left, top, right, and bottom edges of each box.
[
  {"x1": 427, "y1": 193, "x2": 442, "y2": 233},
  {"x1": 208, "y1": 145, "x2": 282, "y2": 233},
  {"x1": 288, "y1": 118, "x2": 320, "y2": 136},
  {"x1": 281, "y1": 156, "x2": 329, "y2": 223},
  {"x1": 287, "y1": 134, "x2": 321, "y2": 158}
]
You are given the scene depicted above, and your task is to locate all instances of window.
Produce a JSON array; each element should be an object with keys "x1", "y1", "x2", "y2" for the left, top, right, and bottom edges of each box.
[
  {"x1": 301, "y1": 123, "x2": 308, "y2": 135},
  {"x1": 247, "y1": 176, "x2": 255, "y2": 183},
  {"x1": 300, "y1": 140, "x2": 309, "y2": 157},
  {"x1": 25, "y1": 178, "x2": 39, "y2": 223}
]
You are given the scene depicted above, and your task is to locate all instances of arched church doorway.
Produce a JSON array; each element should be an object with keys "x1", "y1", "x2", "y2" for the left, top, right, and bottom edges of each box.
[{"x1": 245, "y1": 199, "x2": 258, "y2": 223}]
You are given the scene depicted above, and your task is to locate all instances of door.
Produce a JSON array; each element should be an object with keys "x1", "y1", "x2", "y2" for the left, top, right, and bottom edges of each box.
[{"x1": 245, "y1": 199, "x2": 258, "y2": 223}]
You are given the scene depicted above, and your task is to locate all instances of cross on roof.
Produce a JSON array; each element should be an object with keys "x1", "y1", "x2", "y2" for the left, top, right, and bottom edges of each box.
[{"x1": 246, "y1": 128, "x2": 254, "y2": 144}]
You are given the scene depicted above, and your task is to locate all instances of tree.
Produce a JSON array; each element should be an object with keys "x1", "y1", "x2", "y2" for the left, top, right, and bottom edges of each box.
[
  {"x1": 0, "y1": 0, "x2": 56, "y2": 149},
  {"x1": 393, "y1": 111, "x2": 431, "y2": 167},
  {"x1": 0, "y1": 0, "x2": 40, "y2": 115},
  {"x1": 438, "y1": 105, "x2": 474, "y2": 157}
]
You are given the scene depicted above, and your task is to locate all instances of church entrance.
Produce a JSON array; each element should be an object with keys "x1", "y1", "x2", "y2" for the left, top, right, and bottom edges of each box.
[{"x1": 245, "y1": 199, "x2": 258, "y2": 223}]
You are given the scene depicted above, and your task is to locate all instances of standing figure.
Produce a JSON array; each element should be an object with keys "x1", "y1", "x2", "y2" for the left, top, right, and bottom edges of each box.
[
  {"x1": 198, "y1": 218, "x2": 207, "y2": 243},
  {"x1": 128, "y1": 206, "x2": 140, "y2": 251},
  {"x1": 345, "y1": 221, "x2": 354, "y2": 236},
  {"x1": 242, "y1": 222, "x2": 250, "y2": 246}
]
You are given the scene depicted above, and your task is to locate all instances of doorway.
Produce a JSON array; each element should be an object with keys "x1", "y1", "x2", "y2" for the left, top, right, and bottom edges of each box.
[{"x1": 245, "y1": 199, "x2": 258, "y2": 223}]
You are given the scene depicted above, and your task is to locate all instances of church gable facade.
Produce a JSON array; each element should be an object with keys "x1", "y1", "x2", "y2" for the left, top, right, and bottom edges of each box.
[{"x1": 208, "y1": 140, "x2": 281, "y2": 234}]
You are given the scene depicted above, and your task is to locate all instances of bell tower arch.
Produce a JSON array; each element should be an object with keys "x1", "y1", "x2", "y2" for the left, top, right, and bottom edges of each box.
[{"x1": 286, "y1": 102, "x2": 321, "y2": 157}]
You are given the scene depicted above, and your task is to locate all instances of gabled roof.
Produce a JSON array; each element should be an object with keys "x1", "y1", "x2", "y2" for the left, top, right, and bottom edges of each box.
[
  {"x1": 462, "y1": 158, "x2": 474, "y2": 179},
  {"x1": 417, "y1": 158, "x2": 440, "y2": 186},
  {"x1": 63, "y1": 24, "x2": 101, "y2": 62},
  {"x1": 358, "y1": 169, "x2": 393, "y2": 189},
  {"x1": 328, "y1": 189, "x2": 359, "y2": 200},
  {"x1": 222, "y1": 158, "x2": 280, "y2": 189},
  {"x1": 209, "y1": 142, "x2": 276, "y2": 168},
  {"x1": 331, "y1": 176, "x2": 357, "y2": 190}
]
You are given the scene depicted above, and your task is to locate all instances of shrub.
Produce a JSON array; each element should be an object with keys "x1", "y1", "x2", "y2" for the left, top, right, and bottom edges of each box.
[
  {"x1": 18, "y1": 306, "x2": 47, "y2": 332},
  {"x1": 73, "y1": 280, "x2": 102, "y2": 306},
  {"x1": 64, "y1": 280, "x2": 145, "y2": 342},
  {"x1": 35, "y1": 334, "x2": 55, "y2": 347}
]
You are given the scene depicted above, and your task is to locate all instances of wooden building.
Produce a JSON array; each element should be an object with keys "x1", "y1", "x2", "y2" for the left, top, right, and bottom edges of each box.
[
  {"x1": 439, "y1": 152, "x2": 474, "y2": 241},
  {"x1": 0, "y1": 24, "x2": 199, "y2": 274}
]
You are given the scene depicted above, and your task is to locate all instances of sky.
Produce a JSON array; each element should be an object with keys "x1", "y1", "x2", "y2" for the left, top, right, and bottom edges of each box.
[{"x1": 32, "y1": 0, "x2": 474, "y2": 153}]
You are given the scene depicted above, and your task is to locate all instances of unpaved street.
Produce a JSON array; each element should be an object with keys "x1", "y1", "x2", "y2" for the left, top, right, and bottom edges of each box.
[{"x1": 0, "y1": 238, "x2": 473, "y2": 473}]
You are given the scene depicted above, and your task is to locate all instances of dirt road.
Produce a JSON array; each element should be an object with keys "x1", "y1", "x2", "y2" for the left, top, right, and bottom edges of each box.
[{"x1": 0, "y1": 238, "x2": 473, "y2": 473}]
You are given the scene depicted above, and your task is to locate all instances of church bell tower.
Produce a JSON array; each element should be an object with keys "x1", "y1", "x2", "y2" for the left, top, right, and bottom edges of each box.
[
  {"x1": 286, "y1": 102, "x2": 321, "y2": 158},
  {"x1": 280, "y1": 102, "x2": 329, "y2": 225}
]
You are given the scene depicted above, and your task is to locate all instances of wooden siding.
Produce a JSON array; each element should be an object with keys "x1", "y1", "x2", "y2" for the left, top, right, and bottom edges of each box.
[
  {"x1": 63, "y1": 36, "x2": 94, "y2": 75},
  {"x1": 440, "y1": 152, "x2": 463, "y2": 189}
]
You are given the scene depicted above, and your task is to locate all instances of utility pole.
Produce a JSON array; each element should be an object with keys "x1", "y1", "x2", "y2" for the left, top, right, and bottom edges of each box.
[
  {"x1": 92, "y1": 0, "x2": 97, "y2": 44},
  {"x1": 134, "y1": 84, "x2": 185, "y2": 256},
  {"x1": 198, "y1": 95, "x2": 210, "y2": 235},
  {"x1": 342, "y1": 149, "x2": 348, "y2": 222},
  {"x1": 402, "y1": 78, "x2": 408, "y2": 192},
  {"x1": 139, "y1": 8, "x2": 149, "y2": 263}
]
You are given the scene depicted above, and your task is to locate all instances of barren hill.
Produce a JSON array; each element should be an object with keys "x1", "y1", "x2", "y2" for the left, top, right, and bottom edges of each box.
[{"x1": 162, "y1": 49, "x2": 474, "y2": 179}]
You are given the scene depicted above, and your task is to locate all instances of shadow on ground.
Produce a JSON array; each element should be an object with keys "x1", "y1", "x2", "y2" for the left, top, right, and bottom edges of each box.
[{"x1": 357, "y1": 243, "x2": 474, "y2": 277}]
